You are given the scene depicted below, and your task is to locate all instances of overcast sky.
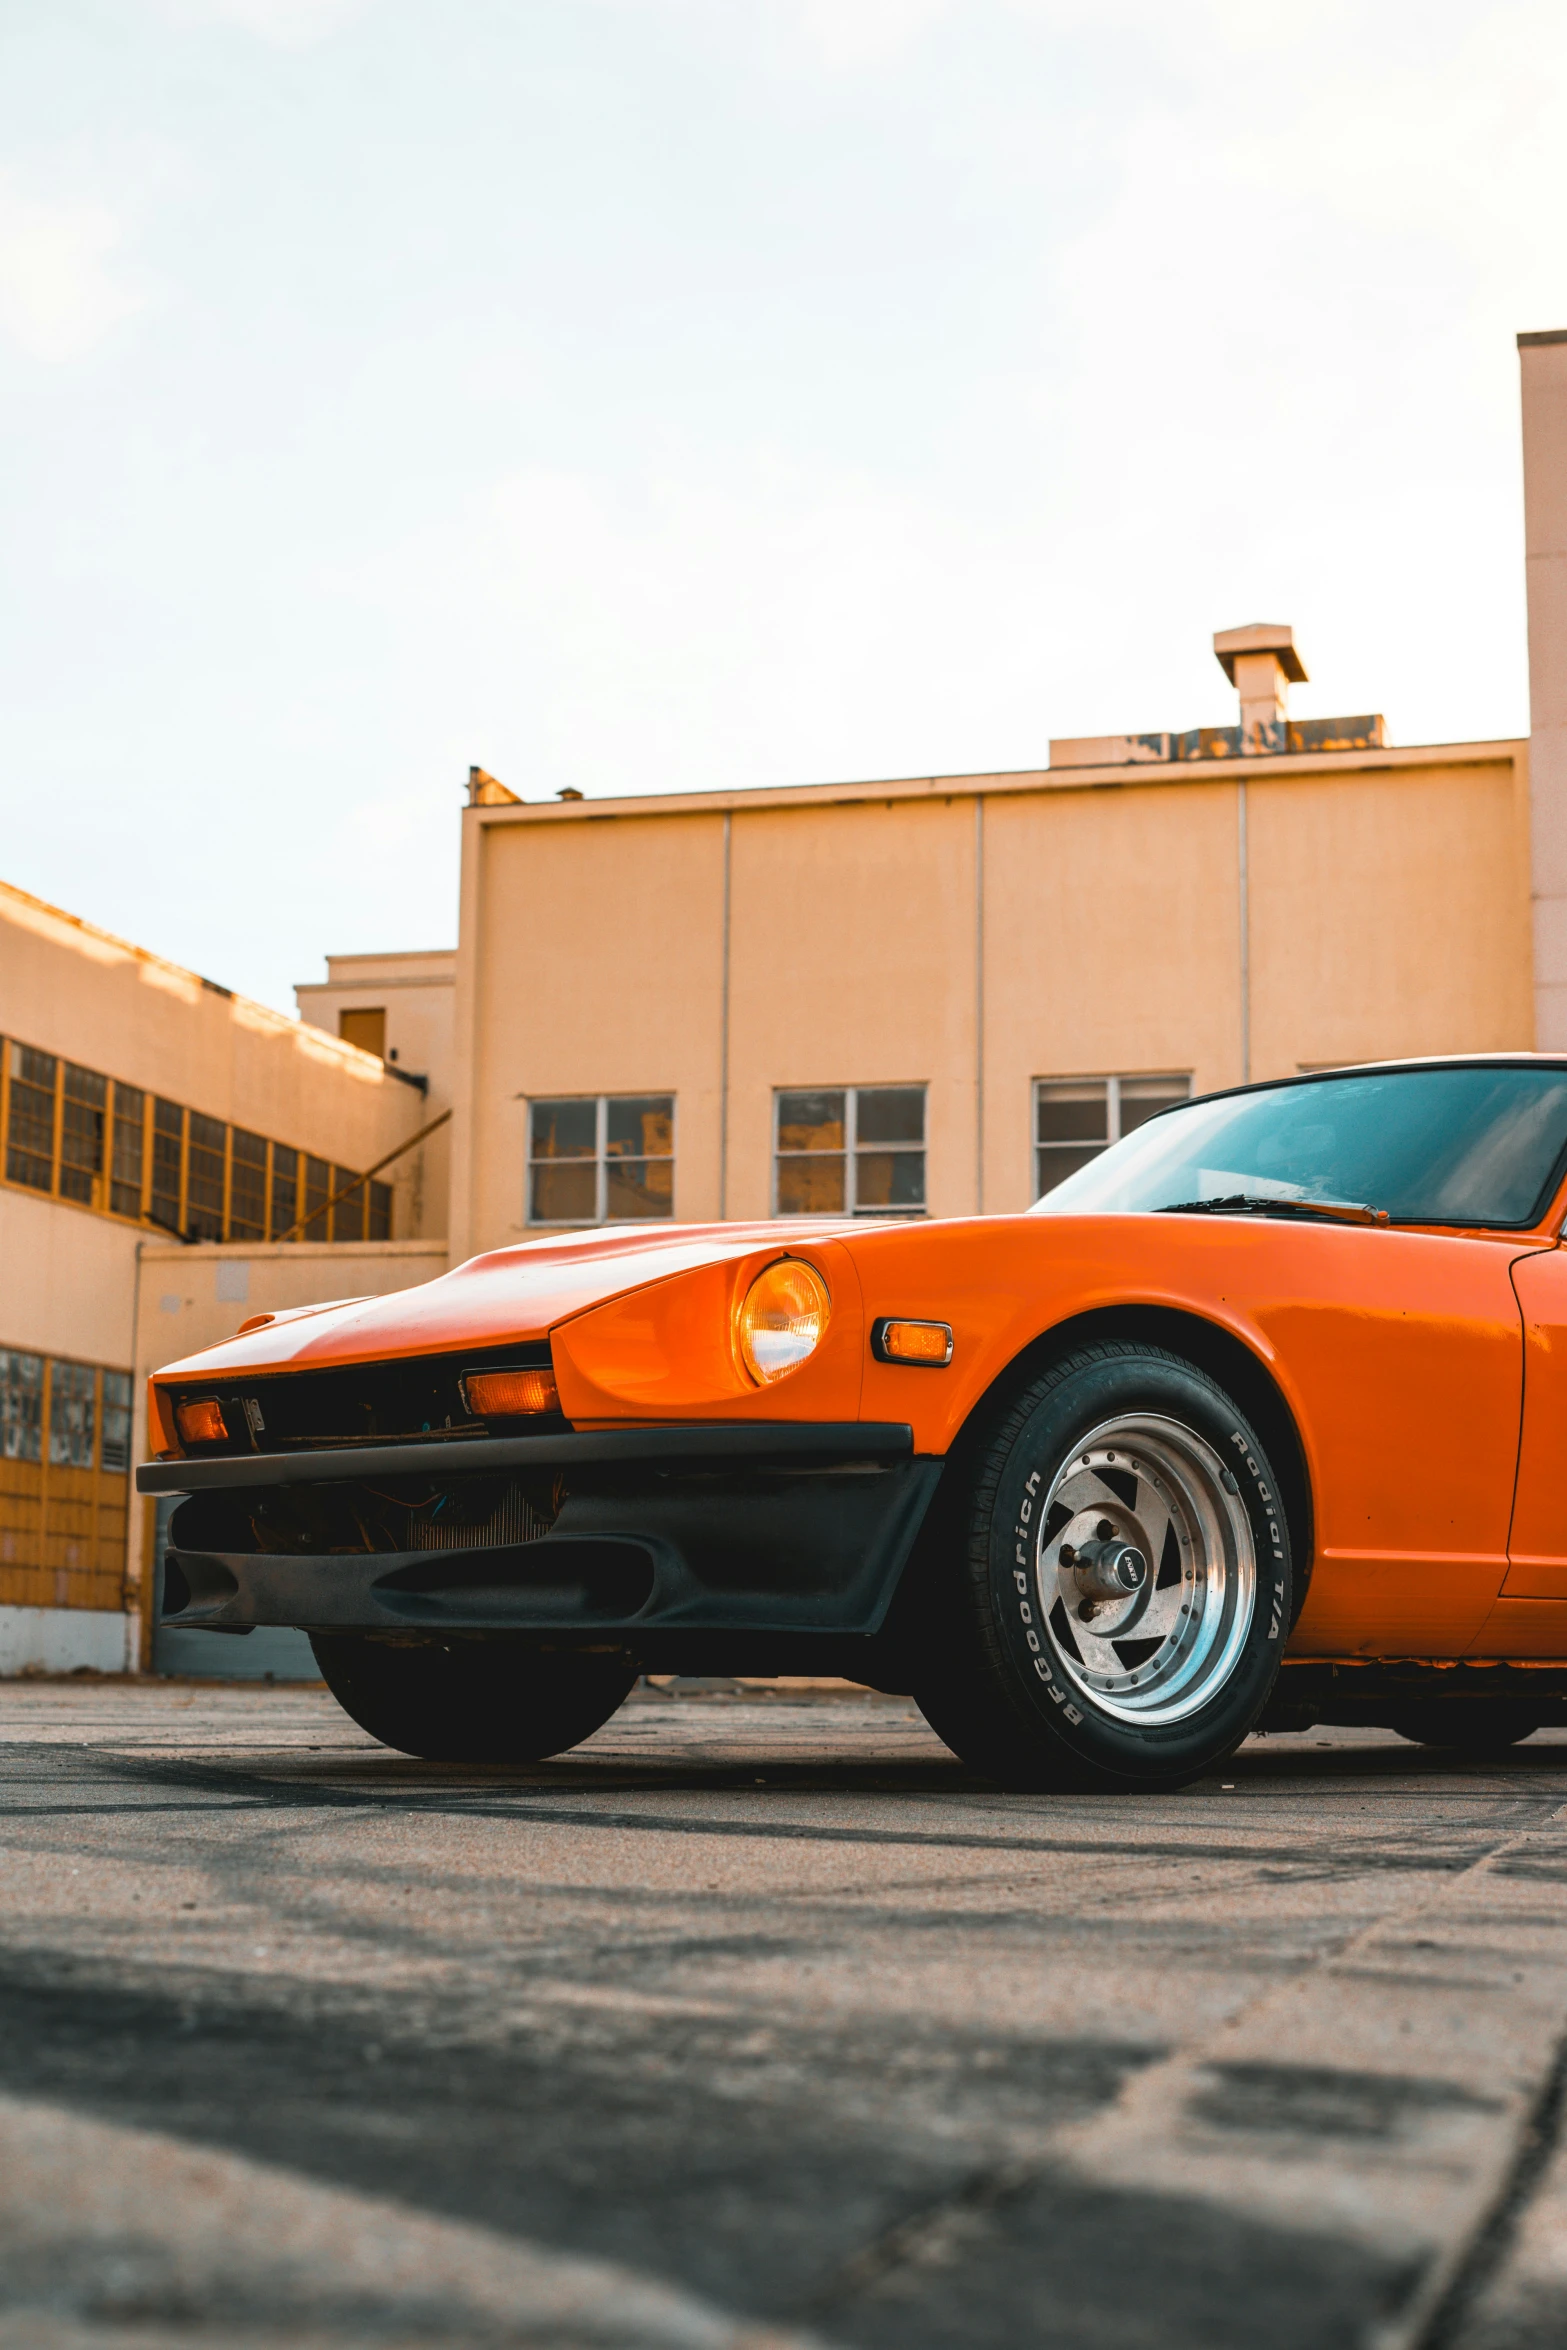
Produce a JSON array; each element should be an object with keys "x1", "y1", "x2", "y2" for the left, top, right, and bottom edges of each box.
[{"x1": 2, "y1": 0, "x2": 1565, "y2": 1013}]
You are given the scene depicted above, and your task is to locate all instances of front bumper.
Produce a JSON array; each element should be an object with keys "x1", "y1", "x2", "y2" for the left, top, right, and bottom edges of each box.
[{"x1": 138, "y1": 1422, "x2": 941, "y2": 1644}]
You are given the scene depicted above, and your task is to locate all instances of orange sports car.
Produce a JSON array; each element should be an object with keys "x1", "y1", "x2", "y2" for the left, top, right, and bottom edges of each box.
[{"x1": 138, "y1": 1057, "x2": 1567, "y2": 1790}]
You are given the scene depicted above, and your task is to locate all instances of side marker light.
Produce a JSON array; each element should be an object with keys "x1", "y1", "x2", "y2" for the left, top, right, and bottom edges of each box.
[
  {"x1": 463, "y1": 1367, "x2": 561, "y2": 1417},
  {"x1": 872, "y1": 1318, "x2": 954, "y2": 1367},
  {"x1": 175, "y1": 1398, "x2": 229, "y2": 1444}
]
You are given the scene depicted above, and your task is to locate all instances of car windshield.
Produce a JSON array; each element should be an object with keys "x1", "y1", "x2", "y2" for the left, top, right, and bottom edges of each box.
[{"x1": 1028, "y1": 1065, "x2": 1567, "y2": 1229}]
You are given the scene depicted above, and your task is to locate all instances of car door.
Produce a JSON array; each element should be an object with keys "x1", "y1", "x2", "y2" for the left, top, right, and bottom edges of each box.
[
  {"x1": 1483, "y1": 1243, "x2": 1567, "y2": 1646},
  {"x1": 1262, "y1": 1223, "x2": 1526, "y2": 1658}
]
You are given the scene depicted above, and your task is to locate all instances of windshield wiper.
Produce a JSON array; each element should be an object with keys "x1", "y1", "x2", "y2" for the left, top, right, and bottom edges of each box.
[{"x1": 1156, "y1": 1193, "x2": 1390, "y2": 1228}]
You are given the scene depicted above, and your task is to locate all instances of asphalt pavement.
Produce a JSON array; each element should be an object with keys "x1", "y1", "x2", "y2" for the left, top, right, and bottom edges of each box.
[{"x1": 4, "y1": 1677, "x2": 1567, "y2": 2350}]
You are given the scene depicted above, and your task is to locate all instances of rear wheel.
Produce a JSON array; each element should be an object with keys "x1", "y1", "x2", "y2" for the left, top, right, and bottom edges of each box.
[
  {"x1": 1389, "y1": 1702, "x2": 1540, "y2": 1754},
  {"x1": 912, "y1": 1344, "x2": 1293, "y2": 1793},
  {"x1": 310, "y1": 1635, "x2": 638, "y2": 1762}
]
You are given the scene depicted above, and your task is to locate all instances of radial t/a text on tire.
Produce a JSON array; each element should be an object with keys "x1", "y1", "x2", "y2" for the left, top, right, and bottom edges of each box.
[{"x1": 913, "y1": 1343, "x2": 1294, "y2": 1792}]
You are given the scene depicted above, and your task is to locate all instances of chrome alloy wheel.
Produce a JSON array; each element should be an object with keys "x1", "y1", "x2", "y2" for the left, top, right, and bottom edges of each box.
[{"x1": 1032, "y1": 1413, "x2": 1257, "y2": 1726}]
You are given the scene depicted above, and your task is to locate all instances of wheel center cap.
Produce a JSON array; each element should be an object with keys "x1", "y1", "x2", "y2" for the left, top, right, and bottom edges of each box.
[{"x1": 1071, "y1": 1537, "x2": 1148, "y2": 1600}]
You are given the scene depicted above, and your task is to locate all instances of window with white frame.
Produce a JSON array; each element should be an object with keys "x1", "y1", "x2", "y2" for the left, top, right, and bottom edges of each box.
[
  {"x1": 1034, "y1": 1074, "x2": 1191, "y2": 1198},
  {"x1": 774, "y1": 1085, "x2": 926, "y2": 1216},
  {"x1": 527, "y1": 1094, "x2": 675, "y2": 1225}
]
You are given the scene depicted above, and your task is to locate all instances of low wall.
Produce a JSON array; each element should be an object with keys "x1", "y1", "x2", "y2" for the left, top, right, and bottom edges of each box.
[{"x1": 0, "y1": 1601, "x2": 130, "y2": 1675}]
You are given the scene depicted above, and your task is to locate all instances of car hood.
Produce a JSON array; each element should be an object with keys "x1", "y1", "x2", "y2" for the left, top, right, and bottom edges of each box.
[{"x1": 151, "y1": 1220, "x2": 863, "y2": 1382}]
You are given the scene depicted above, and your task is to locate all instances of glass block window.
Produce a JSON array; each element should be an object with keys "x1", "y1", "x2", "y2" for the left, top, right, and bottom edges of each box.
[
  {"x1": 229, "y1": 1128, "x2": 267, "y2": 1240},
  {"x1": 48, "y1": 1360, "x2": 96, "y2": 1469},
  {"x1": 774, "y1": 1085, "x2": 926, "y2": 1216},
  {"x1": 6, "y1": 1044, "x2": 56, "y2": 1192},
  {"x1": 151, "y1": 1098, "x2": 184, "y2": 1234},
  {"x1": 302, "y1": 1155, "x2": 332, "y2": 1239},
  {"x1": 332, "y1": 1167, "x2": 366, "y2": 1242},
  {"x1": 187, "y1": 1111, "x2": 226, "y2": 1241},
  {"x1": 0, "y1": 1350, "x2": 43, "y2": 1464},
  {"x1": 1034, "y1": 1074, "x2": 1191, "y2": 1198},
  {"x1": 111, "y1": 1083, "x2": 145, "y2": 1219},
  {"x1": 528, "y1": 1095, "x2": 675, "y2": 1225},
  {"x1": 1, "y1": 1033, "x2": 383, "y2": 1249},
  {"x1": 59, "y1": 1064, "x2": 106, "y2": 1205},
  {"x1": 270, "y1": 1146, "x2": 299, "y2": 1241},
  {"x1": 100, "y1": 1371, "x2": 132, "y2": 1474}
]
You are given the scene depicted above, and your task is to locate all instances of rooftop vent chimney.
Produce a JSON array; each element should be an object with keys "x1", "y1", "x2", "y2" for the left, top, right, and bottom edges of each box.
[{"x1": 1213, "y1": 624, "x2": 1307, "y2": 756}]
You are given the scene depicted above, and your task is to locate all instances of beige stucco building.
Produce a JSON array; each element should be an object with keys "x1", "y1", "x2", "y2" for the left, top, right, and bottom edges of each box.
[
  {"x1": 0, "y1": 883, "x2": 442, "y2": 1671},
  {"x1": 446, "y1": 715, "x2": 1531, "y2": 1255},
  {"x1": 435, "y1": 335, "x2": 1563, "y2": 1259}
]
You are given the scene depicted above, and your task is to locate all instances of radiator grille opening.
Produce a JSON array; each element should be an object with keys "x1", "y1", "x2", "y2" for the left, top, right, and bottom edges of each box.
[
  {"x1": 412, "y1": 1483, "x2": 552, "y2": 1551},
  {"x1": 170, "y1": 1469, "x2": 564, "y2": 1560}
]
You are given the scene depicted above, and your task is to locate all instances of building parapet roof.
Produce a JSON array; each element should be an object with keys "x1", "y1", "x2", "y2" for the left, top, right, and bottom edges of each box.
[
  {"x1": 461, "y1": 734, "x2": 1522, "y2": 830},
  {"x1": 0, "y1": 873, "x2": 391, "y2": 1077}
]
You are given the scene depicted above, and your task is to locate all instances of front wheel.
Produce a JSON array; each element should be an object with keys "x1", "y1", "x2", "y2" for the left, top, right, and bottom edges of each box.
[
  {"x1": 913, "y1": 1345, "x2": 1293, "y2": 1793},
  {"x1": 310, "y1": 1635, "x2": 638, "y2": 1762}
]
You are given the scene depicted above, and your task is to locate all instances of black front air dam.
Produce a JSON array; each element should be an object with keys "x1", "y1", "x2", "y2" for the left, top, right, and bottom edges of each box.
[{"x1": 141, "y1": 1423, "x2": 942, "y2": 1641}]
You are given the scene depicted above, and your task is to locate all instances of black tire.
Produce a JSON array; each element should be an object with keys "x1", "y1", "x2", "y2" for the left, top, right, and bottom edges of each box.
[
  {"x1": 1389, "y1": 1702, "x2": 1540, "y2": 1754},
  {"x1": 911, "y1": 1344, "x2": 1293, "y2": 1793},
  {"x1": 310, "y1": 1635, "x2": 638, "y2": 1762}
]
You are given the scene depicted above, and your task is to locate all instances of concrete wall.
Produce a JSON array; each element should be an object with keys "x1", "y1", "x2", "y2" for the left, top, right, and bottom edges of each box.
[
  {"x1": 1523, "y1": 330, "x2": 1567, "y2": 1051},
  {"x1": 728, "y1": 795, "x2": 978, "y2": 1222},
  {"x1": 449, "y1": 737, "x2": 1533, "y2": 1249},
  {"x1": 1, "y1": 1185, "x2": 144, "y2": 1369},
  {"x1": 1247, "y1": 755, "x2": 1532, "y2": 1076},
  {"x1": 980, "y1": 776, "x2": 1244, "y2": 1214}
]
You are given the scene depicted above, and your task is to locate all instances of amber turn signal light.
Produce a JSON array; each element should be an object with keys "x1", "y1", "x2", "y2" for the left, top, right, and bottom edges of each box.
[
  {"x1": 872, "y1": 1318, "x2": 953, "y2": 1367},
  {"x1": 175, "y1": 1397, "x2": 229, "y2": 1445},
  {"x1": 463, "y1": 1367, "x2": 561, "y2": 1417}
]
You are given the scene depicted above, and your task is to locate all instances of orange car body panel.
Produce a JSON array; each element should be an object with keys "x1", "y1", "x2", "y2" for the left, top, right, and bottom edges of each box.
[
  {"x1": 1467, "y1": 1246, "x2": 1567, "y2": 1654},
  {"x1": 148, "y1": 1201, "x2": 1567, "y2": 1666},
  {"x1": 151, "y1": 1225, "x2": 843, "y2": 1380},
  {"x1": 551, "y1": 1239, "x2": 866, "y2": 1423},
  {"x1": 1501, "y1": 1247, "x2": 1567, "y2": 1597},
  {"x1": 843, "y1": 1216, "x2": 1533, "y2": 1660}
]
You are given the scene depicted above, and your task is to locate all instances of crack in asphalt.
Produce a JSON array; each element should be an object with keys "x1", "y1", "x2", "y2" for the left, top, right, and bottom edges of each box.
[
  {"x1": 1416, "y1": 2021, "x2": 1567, "y2": 2349},
  {"x1": 11, "y1": 1707, "x2": 1567, "y2": 2348},
  {"x1": 0, "y1": 1742, "x2": 1527, "y2": 1876}
]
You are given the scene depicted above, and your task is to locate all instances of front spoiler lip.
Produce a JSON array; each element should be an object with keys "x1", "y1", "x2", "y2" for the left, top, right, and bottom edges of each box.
[
  {"x1": 157, "y1": 1441, "x2": 943, "y2": 1642},
  {"x1": 137, "y1": 1420, "x2": 916, "y2": 1495}
]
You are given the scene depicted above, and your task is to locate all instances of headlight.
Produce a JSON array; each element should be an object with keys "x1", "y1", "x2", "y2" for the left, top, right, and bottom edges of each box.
[{"x1": 737, "y1": 1258, "x2": 831, "y2": 1385}]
